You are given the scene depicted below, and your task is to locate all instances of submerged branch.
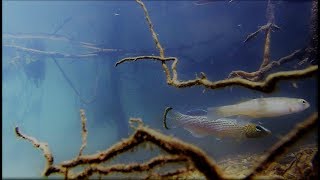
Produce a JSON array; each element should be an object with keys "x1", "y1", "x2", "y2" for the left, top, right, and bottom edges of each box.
[
  {"x1": 117, "y1": 54, "x2": 317, "y2": 93},
  {"x1": 115, "y1": 0, "x2": 317, "y2": 93},
  {"x1": 15, "y1": 109, "x2": 319, "y2": 179},
  {"x1": 15, "y1": 127, "x2": 54, "y2": 175},
  {"x1": 245, "y1": 112, "x2": 318, "y2": 179},
  {"x1": 78, "y1": 109, "x2": 88, "y2": 157}
]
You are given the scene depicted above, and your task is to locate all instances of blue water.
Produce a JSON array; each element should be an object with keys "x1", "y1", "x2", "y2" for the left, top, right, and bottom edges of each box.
[{"x1": 2, "y1": 1, "x2": 317, "y2": 178}]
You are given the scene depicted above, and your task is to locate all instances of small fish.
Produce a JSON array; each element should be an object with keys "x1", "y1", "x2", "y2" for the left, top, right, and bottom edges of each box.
[
  {"x1": 208, "y1": 97, "x2": 310, "y2": 119},
  {"x1": 166, "y1": 110, "x2": 271, "y2": 139}
]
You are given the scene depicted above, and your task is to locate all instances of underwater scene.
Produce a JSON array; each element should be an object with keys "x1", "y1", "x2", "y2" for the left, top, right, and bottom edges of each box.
[{"x1": 2, "y1": 0, "x2": 318, "y2": 179}]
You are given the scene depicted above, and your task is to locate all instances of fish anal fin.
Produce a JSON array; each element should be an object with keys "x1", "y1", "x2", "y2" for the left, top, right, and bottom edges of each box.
[{"x1": 184, "y1": 127, "x2": 208, "y2": 138}]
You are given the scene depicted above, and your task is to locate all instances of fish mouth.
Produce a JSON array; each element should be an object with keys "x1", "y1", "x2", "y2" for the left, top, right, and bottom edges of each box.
[{"x1": 306, "y1": 103, "x2": 311, "y2": 109}]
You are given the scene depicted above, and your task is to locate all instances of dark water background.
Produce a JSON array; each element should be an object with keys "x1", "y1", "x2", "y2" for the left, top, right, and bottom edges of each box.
[{"x1": 2, "y1": 1, "x2": 317, "y2": 178}]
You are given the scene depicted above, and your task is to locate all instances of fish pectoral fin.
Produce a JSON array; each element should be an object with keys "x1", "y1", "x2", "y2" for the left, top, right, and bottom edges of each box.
[{"x1": 184, "y1": 127, "x2": 208, "y2": 138}]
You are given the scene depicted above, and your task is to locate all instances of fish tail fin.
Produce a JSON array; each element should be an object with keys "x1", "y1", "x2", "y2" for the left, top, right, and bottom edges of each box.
[
  {"x1": 207, "y1": 106, "x2": 235, "y2": 118},
  {"x1": 163, "y1": 107, "x2": 184, "y2": 130}
]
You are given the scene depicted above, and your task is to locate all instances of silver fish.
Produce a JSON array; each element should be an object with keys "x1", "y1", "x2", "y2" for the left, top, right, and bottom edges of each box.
[
  {"x1": 208, "y1": 97, "x2": 310, "y2": 119},
  {"x1": 166, "y1": 111, "x2": 271, "y2": 139}
]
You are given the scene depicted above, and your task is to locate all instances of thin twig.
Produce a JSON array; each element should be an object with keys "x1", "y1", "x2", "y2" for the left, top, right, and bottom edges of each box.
[{"x1": 78, "y1": 109, "x2": 88, "y2": 157}]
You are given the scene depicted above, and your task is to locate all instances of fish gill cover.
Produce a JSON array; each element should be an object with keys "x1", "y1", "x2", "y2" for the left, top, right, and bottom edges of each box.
[{"x1": 2, "y1": 0, "x2": 318, "y2": 179}]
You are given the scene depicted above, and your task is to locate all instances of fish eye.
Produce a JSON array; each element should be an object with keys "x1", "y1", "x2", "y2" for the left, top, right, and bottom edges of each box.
[{"x1": 301, "y1": 100, "x2": 306, "y2": 104}]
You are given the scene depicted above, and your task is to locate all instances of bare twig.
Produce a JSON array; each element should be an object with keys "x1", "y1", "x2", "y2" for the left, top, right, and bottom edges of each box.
[
  {"x1": 115, "y1": 0, "x2": 317, "y2": 93},
  {"x1": 78, "y1": 109, "x2": 88, "y2": 157},
  {"x1": 116, "y1": 54, "x2": 317, "y2": 93},
  {"x1": 228, "y1": 48, "x2": 307, "y2": 81},
  {"x1": 14, "y1": 127, "x2": 54, "y2": 175},
  {"x1": 15, "y1": 110, "x2": 319, "y2": 179}
]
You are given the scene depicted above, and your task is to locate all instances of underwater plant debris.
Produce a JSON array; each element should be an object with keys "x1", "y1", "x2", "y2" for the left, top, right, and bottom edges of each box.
[
  {"x1": 6, "y1": 0, "x2": 318, "y2": 179},
  {"x1": 115, "y1": 0, "x2": 318, "y2": 93},
  {"x1": 15, "y1": 109, "x2": 318, "y2": 179}
]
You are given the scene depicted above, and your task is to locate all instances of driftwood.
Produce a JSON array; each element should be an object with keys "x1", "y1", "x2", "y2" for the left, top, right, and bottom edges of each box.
[{"x1": 15, "y1": 110, "x2": 318, "y2": 179}]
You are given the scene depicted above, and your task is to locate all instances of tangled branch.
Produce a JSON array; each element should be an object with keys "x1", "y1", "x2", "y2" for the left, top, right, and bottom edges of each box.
[
  {"x1": 115, "y1": 0, "x2": 318, "y2": 93},
  {"x1": 15, "y1": 109, "x2": 223, "y2": 179},
  {"x1": 15, "y1": 109, "x2": 318, "y2": 179},
  {"x1": 229, "y1": 0, "x2": 318, "y2": 81},
  {"x1": 116, "y1": 53, "x2": 317, "y2": 93}
]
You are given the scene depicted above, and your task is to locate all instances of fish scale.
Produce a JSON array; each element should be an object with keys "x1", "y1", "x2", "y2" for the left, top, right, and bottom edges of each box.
[
  {"x1": 208, "y1": 97, "x2": 310, "y2": 118},
  {"x1": 168, "y1": 110, "x2": 271, "y2": 139}
]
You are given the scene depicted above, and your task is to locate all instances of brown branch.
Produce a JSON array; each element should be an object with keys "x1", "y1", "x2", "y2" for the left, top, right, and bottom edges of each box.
[
  {"x1": 78, "y1": 109, "x2": 88, "y2": 157},
  {"x1": 15, "y1": 108, "x2": 318, "y2": 179},
  {"x1": 228, "y1": 48, "x2": 306, "y2": 81},
  {"x1": 146, "y1": 167, "x2": 194, "y2": 179},
  {"x1": 261, "y1": 27, "x2": 272, "y2": 69},
  {"x1": 69, "y1": 155, "x2": 189, "y2": 179},
  {"x1": 230, "y1": 1, "x2": 317, "y2": 82},
  {"x1": 115, "y1": 56, "x2": 176, "y2": 67},
  {"x1": 15, "y1": 109, "x2": 223, "y2": 179},
  {"x1": 115, "y1": 0, "x2": 317, "y2": 93},
  {"x1": 14, "y1": 127, "x2": 54, "y2": 175},
  {"x1": 242, "y1": 0, "x2": 276, "y2": 75},
  {"x1": 245, "y1": 112, "x2": 318, "y2": 179},
  {"x1": 243, "y1": 23, "x2": 275, "y2": 43},
  {"x1": 135, "y1": 0, "x2": 173, "y2": 81},
  {"x1": 116, "y1": 54, "x2": 317, "y2": 93},
  {"x1": 57, "y1": 119, "x2": 223, "y2": 179},
  {"x1": 243, "y1": 22, "x2": 279, "y2": 43},
  {"x1": 136, "y1": 0, "x2": 164, "y2": 58}
]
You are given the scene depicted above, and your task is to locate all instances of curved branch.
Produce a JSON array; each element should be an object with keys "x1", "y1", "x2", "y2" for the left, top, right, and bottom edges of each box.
[{"x1": 117, "y1": 54, "x2": 318, "y2": 93}]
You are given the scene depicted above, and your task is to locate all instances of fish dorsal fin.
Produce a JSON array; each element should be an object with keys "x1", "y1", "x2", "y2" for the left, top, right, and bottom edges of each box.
[{"x1": 184, "y1": 127, "x2": 208, "y2": 138}]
